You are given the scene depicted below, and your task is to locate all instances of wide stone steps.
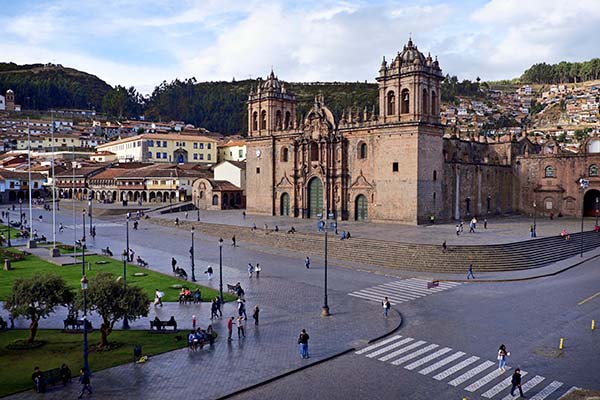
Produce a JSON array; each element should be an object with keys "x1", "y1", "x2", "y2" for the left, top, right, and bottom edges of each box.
[{"x1": 152, "y1": 218, "x2": 600, "y2": 273}]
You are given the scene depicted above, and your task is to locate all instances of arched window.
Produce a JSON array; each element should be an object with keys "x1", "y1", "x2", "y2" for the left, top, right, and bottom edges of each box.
[
  {"x1": 422, "y1": 88, "x2": 428, "y2": 115},
  {"x1": 590, "y1": 165, "x2": 599, "y2": 177},
  {"x1": 387, "y1": 91, "x2": 395, "y2": 115},
  {"x1": 252, "y1": 111, "x2": 258, "y2": 131},
  {"x1": 433, "y1": 170, "x2": 437, "y2": 181},
  {"x1": 310, "y1": 142, "x2": 319, "y2": 162},
  {"x1": 544, "y1": 166, "x2": 555, "y2": 178},
  {"x1": 275, "y1": 110, "x2": 282, "y2": 130},
  {"x1": 260, "y1": 110, "x2": 267, "y2": 130},
  {"x1": 358, "y1": 142, "x2": 367, "y2": 159},
  {"x1": 281, "y1": 147, "x2": 289, "y2": 162},
  {"x1": 401, "y1": 89, "x2": 410, "y2": 114},
  {"x1": 212, "y1": 194, "x2": 219, "y2": 206},
  {"x1": 431, "y1": 90, "x2": 437, "y2": 115},
  {"x1": 284, "y1": 111, "x2": 291, "y2": 130}
]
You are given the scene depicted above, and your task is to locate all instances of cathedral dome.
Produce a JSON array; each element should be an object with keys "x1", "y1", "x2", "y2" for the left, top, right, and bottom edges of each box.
[
  {"x1": 399, "y1": 38, "x2": 426, "y2": 65},
  {"x1": 262, "y1": 70, "x2": 282, "y2": 91}
]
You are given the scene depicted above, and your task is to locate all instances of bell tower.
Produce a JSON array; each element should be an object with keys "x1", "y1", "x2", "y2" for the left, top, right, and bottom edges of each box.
[
  {"x1": 247, "y1": 70, "x2": 297, "y2": 137},
  {"x1": 376, "y1": 38, "x2": 443, "y2": 125},
  {"x1": 5, "y1": 89, "x2": 15, "y2": 112}
]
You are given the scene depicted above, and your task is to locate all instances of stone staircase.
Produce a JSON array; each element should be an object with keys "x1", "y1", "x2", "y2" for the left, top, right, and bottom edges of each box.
[{"x1": 152, "y1": 218, "x2": 600, "y2": 273}]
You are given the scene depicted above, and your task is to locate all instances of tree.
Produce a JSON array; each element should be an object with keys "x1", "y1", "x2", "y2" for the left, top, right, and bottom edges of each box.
[
  {"x1": 4, "y1": 275, "x2": 73, "y2": 343},
  {"x1": 77, "y1": 272, "x2": 149, "y2": 348}
]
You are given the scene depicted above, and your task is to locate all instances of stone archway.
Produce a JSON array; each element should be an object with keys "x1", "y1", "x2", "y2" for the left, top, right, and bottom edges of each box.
[
  {"x1": 584, "y1": 189, "x2": 600, "y2": 216},
  {"x1": 307, "y1": 177, "x2": 323, "y2": 219}
]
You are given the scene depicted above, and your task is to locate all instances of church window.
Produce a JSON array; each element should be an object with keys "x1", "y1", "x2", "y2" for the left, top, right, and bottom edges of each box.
[
  {"x1": 285, "y1": 111, "x2": 291, "y2": 129},
  {"x1": 281, "y1": 147, "x2": 289, "y2": 162},
  {"x1": 431, "y1": 90, "x2": 437, "y2": 115},
  {"x1": 358, "y1": 142, "x2": 367, "y2": 159},
  {"x1": 310, "y1": 142, "x2": 319, "y2": 162},
  {"x1": 590, "y1": 165, "x2": 598, "y2": 177},
  {"x1": 275, "y1": 110, "x2": 282, "y2": 130},
  {"x1": 401, "y1": 89, "x2": 410, "y2": 114},
  {"x1": 260, "y1": 110, "x2": 267, "y2": 130},
  {"x1": 544, "y1": 166, "x2": 555, "y2": 178},
  {"x1": 256, "y1": 167, "x2": 260, "y2": 174},
  {"x1": 387, "y1": 91, "x2": 395, "y2": 115},
  {"x1": 466, "y1": 198, "x2": 471, "y2": 214},
  {"x1": 433, "y1": 170, "x2": 437, "y2": 181},
  {"x1": 212, "y1": 195, "x2": 219, "y2": 206},
  {"x1": 422, "y1": 88, "x2": 428, "y2": 115},
  {"x1": 392, "y1": 162, "x2": 399, "y2": 172},
  {"x1": 252, "y1": 111, "x2": 258, "y2": 131}
]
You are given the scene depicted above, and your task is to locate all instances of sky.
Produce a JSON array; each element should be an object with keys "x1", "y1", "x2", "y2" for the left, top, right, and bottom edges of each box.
[{"x1": 1, "y1": 0, "x2": 599, "y2": 94}]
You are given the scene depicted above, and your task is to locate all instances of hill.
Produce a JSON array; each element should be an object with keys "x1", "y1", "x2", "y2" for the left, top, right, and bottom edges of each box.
[{"x1": 0, "y1": 62, "x2": 111, "y2": 111}]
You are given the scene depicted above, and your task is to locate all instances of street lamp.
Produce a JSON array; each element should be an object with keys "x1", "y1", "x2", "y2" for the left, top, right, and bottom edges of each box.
[
  {"x1": 595, "y1": 197, "x2": 599, "y2": 227},
  {"x1": 190, "y1": 227, "x2": 196, "y2": 282},
  {"x1": 19, "y1": 199, "x2": 22, "y2": 226},
  {"x1": 321, "y1": 214, "x2": 336, "y2": 317},
  {"x1": 80, "y1": 275, "x2": 89, "y2": 374},
  {"x1": 580, "y1": 178, "x2": 589, "y2": 257},
  {"x1": 121, "y1": 250, "x2": 130, "y2": 329},
  {"x1": 6, "y1": 209, "x2": 11, "y2": 247},
  {"x1": 196, "y1": 197, "x2": 200, "y2": 222},
  {"x1": 532, "y1": 201, "x2": 537, "y2": 238},
  {"x1": 81, "y1": 209, "x2": 86, "y2": 244},
  {"x1": 88, "y1": 198, "x2": 93, "y2": 236},
  {"x1": 218, "y1": 237, "x2": 223, "y2": 303}
]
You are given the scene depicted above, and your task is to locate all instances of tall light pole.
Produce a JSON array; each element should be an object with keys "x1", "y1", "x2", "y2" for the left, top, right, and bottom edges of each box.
[
  {"x1": 122, "y1": 212, "x2": 130, "y2": 329},
  {"x1": 19, "y1": 199, "x2": 22, "y2": 226},
  {"x1": 532, "y1": 201, "x2": 537, "y2": 238},
  {"x1": 580, "y1": 179, "x2": 589, "y2": 257},
  {"x1": 82, "y1": 208, "x2": 86, "y2": 244},
  {"x1": 218, "y1": 237, "x2": 223, "y2": 303},
  {"x1": 190, "y1": 227, "x2": 196, "y2": 282},
  {"x1": 27, "y1": 117, "x2": 34, "y2": 249},
  {"x1": 169, "y1": 172, "x2": 173, "y2": 212},
  {"x1": 196, "y1": 197, "x2": 200, "y2": 222},
  {"x1": 88, "y1": 197, "x2": 93, "y2": 236},
  {"x1": 321, "y1": 214, "x2": 336, "y2": 317},
  {"x1": 81, "y1": 275, "x2": 89, "y2": 374},
  {"x1": 595, "y1": 197, "x2": 599, "y2": 227},
  {"x1": 6, "y1": 209, "x2": 11, "y2": 247}
]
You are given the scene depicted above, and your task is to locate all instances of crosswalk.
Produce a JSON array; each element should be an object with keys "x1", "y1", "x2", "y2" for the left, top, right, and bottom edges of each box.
[
  {"x1": 355, "y1": 335, "x2": 578, "y2": 399},
  {"x1": 348, "y1": 278, "x2": 462, "y2": 305}
]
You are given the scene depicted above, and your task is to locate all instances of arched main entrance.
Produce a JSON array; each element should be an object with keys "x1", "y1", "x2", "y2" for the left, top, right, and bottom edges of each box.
[
  {"x1": 584, "y1": 189, "x2": 600, "y2": 216},
  {"x1": 307, "y1": 178, "x2": 323, "y2": 218},
  {"x1": 280, "y1": 193, "x2": 290, "y2": 216},
  {"x1": 355, "y1": 194, "x2": 368, "y2": 221}
]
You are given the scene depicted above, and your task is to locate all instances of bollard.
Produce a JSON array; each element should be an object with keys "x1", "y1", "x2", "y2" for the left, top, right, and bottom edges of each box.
[
  {"x1": 559, "y1": 338, "x2": 564, "y2": 350},
  {"x1": 592, "y1": 320, "x2": 596, "y2": 331}
]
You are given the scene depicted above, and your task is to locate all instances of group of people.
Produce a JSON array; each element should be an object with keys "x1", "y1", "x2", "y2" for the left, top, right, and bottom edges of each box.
[
  {"x1": 187, "y1": 325, "x2": 215, "y2": 351},
  {"x1": 32, "y1": 364, "x2": 91, "y2": 398},
  {"x1": 455, "y1": 217, "x2": 488, "y2": 236},
  {"x1": 178, "y1": 288, "x2": 201, "y2": 304},
  {"x1": 246, "y1": 263, "x2": 262, "y2": 278}
]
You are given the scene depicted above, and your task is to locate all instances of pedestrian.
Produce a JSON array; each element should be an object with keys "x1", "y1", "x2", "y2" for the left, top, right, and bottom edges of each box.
[
  {"x1": 467, "y1": 264, "x2": 475, "y2": 279},
  {"x1": 275, "y1": 225, "x2": 279, "y2": 232},
  {"x1": 242, "y1": 211, "x2": 246, "y2": 219},
  {"x1": 510, "y1": 368, "x2": 524, "y2": 397},
  {"x1": 210, "y1": 299, "x2": 219, "y2": 320},
  {"x1": 484, "y1": 218, "x2": 488, "y2": 229},
  {"x1": 60, "y1": 363, "x2": 71, "y2": 386},
  {"x1": 154, "y1": 289, "x2": 163, "y2": 307},
  {"x1": 253, "y1": 305, "x2": 260, "y2": 325},
  {"x1": 175, "y1": 217, "x2": 179, "y2": 226},
  {"x1": 247, "y1": 263, "x2": 253, "y2": 278},
  {"x1": 38, "y1": 215, "x2": 43, "y2": 222},
  {"x1": 305, "y1": 256, "x2": 310, "y2": 269},
  {"x1": 185, "y1": 211, "x2": 188, "y2": 219},
  {"x1": 382, "y1": 296, "x2": 391, "y2": 318},
  {"x1": 205, "y1": 266, "x2": 213, "y2": 280},
  {"x1": 238, "y1": 299, "x2": 247, "y2": 320},
  {"x1": 171, "y1": 257, "x2": 177, "y2": 273},
  {"x1": 215, "y1": 297, "x2": 222, "y2": 317},
  {"x1": 192, "y1": 314, "x2": 196, "y2": 329},
  {"x1": 129, "y1": 248, "x2": 135, "y2": 263},
  {"x1": 298, "y1": 329, "x2": 310, "y2": 359},
  {"x1": 459, "y1": 221, "x2": 464, "y2": 232},
  {"x1": 133, "y1": 221, "x2": 138, "y2": 230},
  {"x1": 32, "y1": 366, "x2": 44, "y2": 393},
  {"x1": 237, "y1": 316, "x2": 246, "y2": 338},
  {"x1": 498, "y1": 344, "x2": 509, "y2": 371},
  {"x1": 255, "y1": 263, "x2": 261, "y2": 278},
  {"x1": 77, "y1": 368, "x2": 92, "y2": 399},
  {"x1": 59, "y1": 223, "x2": 64, "y2": 233},
  {"x1": 232, "y1": 235, "x2": 236, "y2": 247},
  {"x1": 469, "y1": 221, "x2": 475, "y2": 233},
  {"x1": 227, "y1": 316, "x2": 234, "y2": 341},
  {"x1": 442, "y1": 241, "x2": 447, "y2": 253}
]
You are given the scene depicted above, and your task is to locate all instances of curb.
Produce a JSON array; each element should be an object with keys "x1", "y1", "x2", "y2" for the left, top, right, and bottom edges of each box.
[
  {"x1": 436, "y1": 251, "x2": 600, "y2": 283},
  {"x1": 216, "y1": 310, "x2": 404, "y2": 400}
]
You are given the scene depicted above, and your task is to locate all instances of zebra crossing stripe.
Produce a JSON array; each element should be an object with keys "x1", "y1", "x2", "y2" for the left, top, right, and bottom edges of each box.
[
  {"x1": 380, "y1": 282, "x2": 433, "y2": 295},
  {"x1": 355, "y1": 335, "x2": 403, "y2": 355},
  {"x1": 404, "y1": 347, "x2": 453, "y2": 371},
  {"x1": 378, "y1": 340, "x2": 427, "y2": 362},
  {"x1": 529, "y1": 381, "x2": 563, "y2": 400},
  {"x1": 464, "y1": 367, "x2": 511, "y2": 392},
  {"x1": 558, "y1": 387, "x2": 581, "y2": 399},
  {"x1": 387, "y1": 280, "x2": 446, "y2": 293},
  {"x1": 409, "y1": 278, "x2": 457, "y2": 289},
  {"x1": 354, "y1": 289, "x2": 414, "y2": 303},
  {"x1": 500, "y1": 375, "x2": 544, "y2": 400},
  {"x1": 376, "y1": 284, "x2": 430, "y2": 297},
  {"x1": 418, "y1": 351, "x2": 466, "y2": 375},
  {"x1": 432, "y1": 356, "x2": 480, "y2": 381},
  {"x1": 359, "y1": 287, "x2": 420, "y2": 301},
  {"x1": 366, "y1": 338, "x2": 415, "y2": 358},
  {"x1": 348, "y1": 292, "x2": 399, "y2": 305},
  {"x1": 390, "y1": 344, "x2": 439, "y2": 365},
  {"x1": 482, "y1": 371, "x2": 528, "y2": 398},
  {"x1": 448, "y1": 360, "x2": 495, "y2": 387}
]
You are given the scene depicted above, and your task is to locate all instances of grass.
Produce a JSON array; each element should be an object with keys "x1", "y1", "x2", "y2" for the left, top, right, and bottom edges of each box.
[
  {"x1": 0, "y1": 250, "x2": 236, "y2": 303},
  {"x1": 0, "y1": 226, "x2": 20, "y2": 240},
  {"x1": 0, "y1": 329, "x2": 187, "y2": 397}
]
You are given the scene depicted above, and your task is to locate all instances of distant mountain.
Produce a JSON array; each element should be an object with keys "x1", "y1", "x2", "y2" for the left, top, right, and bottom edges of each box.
[{"x1": 0, "y1": 62, "x2": 111, "y2": 111}]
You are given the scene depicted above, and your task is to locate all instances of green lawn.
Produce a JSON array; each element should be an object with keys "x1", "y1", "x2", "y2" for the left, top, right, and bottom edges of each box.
[
  {"x1": 0, "y1": 226, "x2": 20, "y2": 240},
  {"x1": 0, "y1": 251, "x2": 236, "y2": 303},
  {"x1": 0, "y1": 329, "x2": 187, "y2": 397}
]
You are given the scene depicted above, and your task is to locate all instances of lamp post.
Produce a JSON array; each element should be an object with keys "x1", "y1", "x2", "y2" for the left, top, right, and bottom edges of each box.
[
  {"x1": 596, "y1": 197, "x2": 599, "y2": 227},
  {"x1": 88, "y1": 198, "x2": 93, "y2": 236},
  {"x1": 81, "y1": 209, "x2": 86, "y2": 244},
  {"x1": 19, "y1": 199, "x2": 22, "y2": 226},
  {"x1": 532, "y1": 201, "x2": 537, "y2": 238},
  {"x1": 218, "y1": 237, "x2": 223, "y2": 303},
  {"x1": 121, "y1": 250, "x2": 130, "y2": 329},
  {"x1": 580, "y1": 178, "x2": 589, "y2": 257},
  {"x1": 81, "y1": 275, "x2": 89, "y2": 374},
  {"x1": 169, "y1": 172, "x2": 173, "y2": 212},
  {"x1": 190, "y1": 227, "x2": 196, "y2": 282},
  {"x1": 6, "y1": 209, "x2": 11, "y2": 247},
  {"x1": 321, "y1": 214, "x2": 336, "y2": 317},
  {"x1": 196, "y1": 198, "x2": 200, "y2": 222}
]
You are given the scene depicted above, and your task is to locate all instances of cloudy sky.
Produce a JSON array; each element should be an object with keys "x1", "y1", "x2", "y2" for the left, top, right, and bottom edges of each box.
[{"x1": 1, "y1": 0, "x2": 599, "y2": 94}]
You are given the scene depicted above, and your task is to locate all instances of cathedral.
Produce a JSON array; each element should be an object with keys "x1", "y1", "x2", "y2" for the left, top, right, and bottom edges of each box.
[{"x1": 245, "y1": 38, "x2": 600, "y2": 224}]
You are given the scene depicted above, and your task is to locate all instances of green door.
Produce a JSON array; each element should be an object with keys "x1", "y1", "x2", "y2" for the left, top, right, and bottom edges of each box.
[
  {"x1": 308, "y1": 178, "x2": 323, "y2": 218},
  {"x1": 281, "y1": 193, "x2": 290, "y2": 216},
  {"x1": 355, "y1": 194, "x2": 368, "y2": 221}
]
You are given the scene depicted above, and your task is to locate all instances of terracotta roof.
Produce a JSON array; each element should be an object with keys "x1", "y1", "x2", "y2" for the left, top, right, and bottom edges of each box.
[
  {"x1": 211, "y1": 180, "x2": 241, "y2": 191},
  {"x1": 219, "y1": 140, "x2": 246, "y2": 147},
  {"x1": 218, "y1": 160, "x2": 246, "y2": 169},
  {"x1": 0, "y1": 168, "x2": 45, "y2": 180},
  {"x1": 89, "y1": 168, "x2": 128, "y2": 180},
  {"x1": 55, "y1": 165, "x2": 106, "y2": 178}
]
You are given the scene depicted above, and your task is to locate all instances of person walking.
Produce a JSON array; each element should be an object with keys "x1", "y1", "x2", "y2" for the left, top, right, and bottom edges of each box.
[
  {"x1": 154, "y1": 289, "x2": 163, "y2": 307},
  {"x1": 510, "y1": 368, "x2": 524, "y2": 397},
  {"x1": 205, "y1": 266, "x2": 213, "y2": 280},
  {"x1": 484, "y1": 218, "x2": 488, "y2": 229},
  {"x1": 59, "y1": 223, "x2": 64, "y2": 233},
  {"x1": 185, "y1": 211, "x2": 188, "y2": 220},
  {"x1": 133, "y1": 221, "x2": 138, "y2": 230},
  {"x1": 77, "y1": 368, "x2": 92, "y2": 399},
  {"x1": 253, "y1": 305, "x2": 260, "y2": 326},
  {"x1": 382, "y1": 297, "x2": 391, "y2": 318},
  {"x1": 171, "y1": 257, "x2": 177, "y2": 273},
  {"x1": 238, "y1": 299, "x2": 247, "y2": 320},
  {"x1": 459, "y1": 221, "x2": 464, "y2": 233},
  {"x1": 210, "y1": 299, "x2": 219, "y2": 320},
  {"x1": 467, "y1": 264, "x2": 475, "y2": 279},
  {"x1": 456, "y1": 225, "x2": 460, "y2": 236},
  {"x1": 298, "y1": 329, "x2": 310, "y2": 359},
  {"x1": 255, "y1": 263, "x2": 261, "y2": 278},
  {"x1": 498, "y1": 344, "x2": 509, "y2": 371},
  {"x1": 215, "y1": 297, "x2": 223, "y2": 318},
  {"x1": 442, "y1": 241, "x2": 447, "y2": 253},
  {"x1": 227, "y1": 316, "x2": 234, "y2": 341},
  {"x1": 305, "y1": 256, "x2": 310, "y2": 269},
  {"x1": 247, "y1": 263, "x2": 253, "y2": 278},
  {"x1": 237, "y1": 316, "x2": 246, "y2": 338},
  {"x1": 242, "y1": 211, "x2": 246, "y2": 219},
  {"x1": 232, "y1": 235, "x2": 236, "y2": 247}
]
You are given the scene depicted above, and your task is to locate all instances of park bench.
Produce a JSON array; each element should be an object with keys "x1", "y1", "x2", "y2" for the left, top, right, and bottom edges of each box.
[
  {"x1": 41, "y1": 368, "x2": 61, "y2": 389},
  {"x1": 63, "y1": 317, "x2": 93, "y2": 331},
  {"x1": 174, "y1": 267, "x2": 188, "y2": 280},
  {"x1": 149, "y1": 318, "x2": 178, "y2": 331},
  {"x1": 226, "y1": 283, "x2": 239, "y2": 293},
  {"x1": 136, "y1": 257, "x2": 149, "y2": 268},
  {"x1": 101, "y1": 247, "x2": 113, "y2": 256}
]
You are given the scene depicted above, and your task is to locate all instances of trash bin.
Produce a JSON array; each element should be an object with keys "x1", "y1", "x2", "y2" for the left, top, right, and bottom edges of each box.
[{"x1": 133, "y1": 345, "x2": 142, "y2": 362}]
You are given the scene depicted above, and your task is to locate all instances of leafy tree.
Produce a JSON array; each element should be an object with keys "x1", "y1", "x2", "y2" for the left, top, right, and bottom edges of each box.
[
  {"x1": 102, "y1": 85, "x2": 144, "y2": 119},
  {"x1": 76, "y1": 272, "x2": 149, "y2": 348},
  {"x1": 4, "y1": 275, "x2": 73, "y2": 343}
]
